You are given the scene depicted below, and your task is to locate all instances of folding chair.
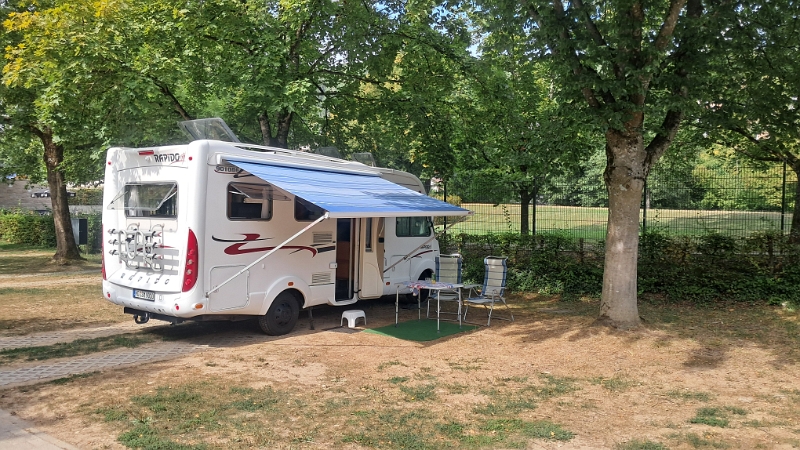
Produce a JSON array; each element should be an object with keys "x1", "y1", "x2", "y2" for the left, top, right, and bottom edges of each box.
[
  {"x1": 427, "y1": 254, "x2": 463, "y2": 320},
  {"x1": 463, "y1": 256, "x2": 514, "y2": 326}
]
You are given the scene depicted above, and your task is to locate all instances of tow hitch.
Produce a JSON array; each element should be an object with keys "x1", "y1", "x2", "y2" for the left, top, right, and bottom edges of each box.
[{"x1": 133, "y1": 312, "x2": 150, "y2": 324}]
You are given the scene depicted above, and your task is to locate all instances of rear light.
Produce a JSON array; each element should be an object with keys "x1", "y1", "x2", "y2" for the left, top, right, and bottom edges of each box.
[
  {"x1": 182, "y1": 229, "x2": 199, "y2": 292},
  {"x1": 101, "y1": 224, "x2": 107, "y2": 280},
  {"x1": 138, "y1": 150, "x2": 155, "y2": 156}
]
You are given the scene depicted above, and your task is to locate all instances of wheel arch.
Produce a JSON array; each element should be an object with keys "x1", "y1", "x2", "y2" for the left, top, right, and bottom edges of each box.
[{"x1": 260, "y1": 278, "x2": 308, "y2": 315}]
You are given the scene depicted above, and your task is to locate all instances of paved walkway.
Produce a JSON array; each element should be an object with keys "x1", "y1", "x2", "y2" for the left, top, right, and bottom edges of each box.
[
  {"x1": 0, "y1": 320, "x2": 272, "y2": 449},
  {"x1": 0, "y1": 408, "x2": 78, "y2": 449},
  {"x1": 0, "y1": 302, "x2": 387, "y2": 389},
  {"x1": 0, "y1": 325, "x2": 277, "y2": 388},
  {"x1": 0, "y1": 303, "x2": 366, "y2": 448},
  {"x1": 0, "y1": 321, "x2": 161, "y2": 351}
]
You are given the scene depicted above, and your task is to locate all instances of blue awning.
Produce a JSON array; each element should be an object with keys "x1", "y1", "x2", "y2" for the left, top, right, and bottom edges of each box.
[{"x1": 226, "y1": 159, "x2": 471, "y2": 219}]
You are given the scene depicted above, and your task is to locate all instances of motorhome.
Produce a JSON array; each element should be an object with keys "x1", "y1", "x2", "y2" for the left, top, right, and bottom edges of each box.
[{"x1": 101, "y1": 119, "x2": 470, "y2": 335}]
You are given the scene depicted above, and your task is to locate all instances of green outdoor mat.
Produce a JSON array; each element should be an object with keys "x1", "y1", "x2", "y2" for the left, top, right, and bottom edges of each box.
[{"x1": 365, "y1": 319, "x2": 477, "y2": 341}]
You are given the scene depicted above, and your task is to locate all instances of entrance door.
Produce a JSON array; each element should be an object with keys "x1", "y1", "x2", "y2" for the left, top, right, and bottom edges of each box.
[
  {"x1": 359, "y1": 217, "x2": 383, "y2": 298},
  {"x1": 335, "y1": 219, "x2": 353, "y2": 300}
]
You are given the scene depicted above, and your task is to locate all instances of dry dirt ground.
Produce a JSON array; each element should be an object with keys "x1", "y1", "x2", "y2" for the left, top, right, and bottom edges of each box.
[{"x1": 1, "y1": 271, "x2": 800, "y2": 449}]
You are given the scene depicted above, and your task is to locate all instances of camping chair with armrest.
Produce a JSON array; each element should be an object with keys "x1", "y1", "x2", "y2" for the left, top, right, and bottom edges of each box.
[
  {"x1": 426, "y1": 254, "x2": 463, "y2": 320},
  {"x1": 463, "y1": 256, "x2": 514, "y2": 326}
]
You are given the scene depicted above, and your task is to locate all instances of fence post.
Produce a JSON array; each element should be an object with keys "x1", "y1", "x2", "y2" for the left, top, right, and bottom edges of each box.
[
  {"x1": 443, "y1": 180, "x2": 448, "y2": 238},
  {"x1": 642, "y1": 177, "x2": 648, "y2": 235},
  {"x1": 781, "y1": 161, "x2": 787, "y2": 234},
  {"x1": 532, "y1": 178, "x2": 538, "y2": 236}
]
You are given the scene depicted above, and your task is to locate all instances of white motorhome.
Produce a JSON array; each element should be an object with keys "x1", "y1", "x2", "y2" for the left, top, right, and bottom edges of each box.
[{"x1": 101, "y1": 119, "x2": 470, "y2": 335}]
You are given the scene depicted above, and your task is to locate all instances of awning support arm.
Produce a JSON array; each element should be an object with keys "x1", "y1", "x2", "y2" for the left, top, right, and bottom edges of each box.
[
  {"x1": 206, "y1": 213, "x2": 329, "y2": 297},
  {"x1": 383, "y1": 220, "x2": 459, "y2": 273}
]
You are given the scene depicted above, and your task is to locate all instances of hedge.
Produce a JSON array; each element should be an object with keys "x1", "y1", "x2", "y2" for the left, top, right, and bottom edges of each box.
[
  {"x1": 0, "y1": 211, "x2": 57, "y2": 247},
  {"x1": 0, "y1": 210, "x2": 102, "y2": 252}
]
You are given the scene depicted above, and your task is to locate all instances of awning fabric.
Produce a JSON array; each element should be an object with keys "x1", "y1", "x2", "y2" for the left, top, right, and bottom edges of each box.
[{"x1": 226, "y1": 159, "x2": 471, "y2": 219}]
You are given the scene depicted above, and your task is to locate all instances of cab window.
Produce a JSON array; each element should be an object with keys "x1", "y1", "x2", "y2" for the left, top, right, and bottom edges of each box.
[
  {"x1": 295, "y1": 197, "x2": 325, "y2": 221},
  {"x1": 396, "y1": 217, "x2": 431, "y2": 237}
]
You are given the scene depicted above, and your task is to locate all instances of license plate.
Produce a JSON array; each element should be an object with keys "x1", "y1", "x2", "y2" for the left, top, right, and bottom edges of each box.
[{"x1": 133, "y1": 289, "x2": 156, "y2": 301}]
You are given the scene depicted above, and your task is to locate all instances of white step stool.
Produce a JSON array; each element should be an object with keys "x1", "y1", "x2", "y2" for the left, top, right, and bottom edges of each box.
[{"x1": 341, "y1": 310, "x2": 366, "y2": 328}]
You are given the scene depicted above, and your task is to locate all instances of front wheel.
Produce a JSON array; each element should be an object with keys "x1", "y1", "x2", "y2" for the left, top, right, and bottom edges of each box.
[
  {"x1": 417, "y1": 271, "x2": 431, "y2": 302},
  {"x1": 258, "y1": 291, "x2": 300, "y2": 336}
]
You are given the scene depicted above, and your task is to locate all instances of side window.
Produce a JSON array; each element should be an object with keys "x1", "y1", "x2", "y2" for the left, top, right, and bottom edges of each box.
[
  {"x1": 228, "y1": 183, "x2": 273, "y2": 220},
  {"x1": 396, "y1": 217, "x2": 432, "y2": 237},
  {"x1": 294, "y1": 197, "x2": 325, "y2": 221}
]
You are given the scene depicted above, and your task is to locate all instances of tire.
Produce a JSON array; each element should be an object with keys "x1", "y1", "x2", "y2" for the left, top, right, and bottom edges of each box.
[
  {"x1": 417, "y1": 272, "x2": 431, "y2": 302},
  {"x1": 258, "y1": 291, "x2": 300, "y2": 336}
]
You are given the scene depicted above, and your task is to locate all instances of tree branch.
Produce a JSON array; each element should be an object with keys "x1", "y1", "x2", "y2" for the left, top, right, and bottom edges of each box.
[
  {"x1": 654, "y1": 0, "x2": 687, "y2": 52},
  {"x1": 146, "y1": 76, "x2": 193, "y2": 121},
  {"x1": 643, "y1": 109, "x2": 682, "y2": 171},
  {"x1": 526, "y1": 0, "x2": 606, "y2": 109}
]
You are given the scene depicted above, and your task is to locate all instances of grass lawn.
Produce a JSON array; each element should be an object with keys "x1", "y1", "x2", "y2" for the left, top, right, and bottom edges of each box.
[
  {"x1": 0, "y1": 244, "x2": 120, "y2": 335},
  {"x1": 0, "y1": 241, "x2": 102, "y2": 275},
  {"x1": 446, "y1": 203, "x2": 790, "y2": 240},
  {"x1": 1, "y1": 244, "x2": 800, "y2": 449}
]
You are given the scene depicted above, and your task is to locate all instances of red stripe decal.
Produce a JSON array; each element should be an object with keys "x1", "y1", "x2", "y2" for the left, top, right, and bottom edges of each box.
[{"x1": 224, "y1": 244, "x2": 317, "y2": 256}]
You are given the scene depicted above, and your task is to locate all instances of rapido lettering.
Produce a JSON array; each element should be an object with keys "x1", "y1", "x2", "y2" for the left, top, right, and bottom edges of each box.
[{"x1": 154, "y1": 153, "x2": 185, "y2": 163}]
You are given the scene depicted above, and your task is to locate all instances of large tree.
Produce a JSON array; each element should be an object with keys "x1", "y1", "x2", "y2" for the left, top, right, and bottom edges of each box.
[
  {"x1": 1, "y1": 0, "x2": 186, "y2": 262},
  {"x1": 480, "y1": 0, "x2": 726, "y2": 328},
  {"x1": 452, "y1": 31, "x2": 597, "y2": 234},
  {"x1": 319, "y1": 0, "x2": 473, "y2": 175},
  {"x1": 695, "y1": 0, "x2": 800, "y2": 242},
  {"x1": 165, "y1": 0, "x2": 423, "y2": 149}
]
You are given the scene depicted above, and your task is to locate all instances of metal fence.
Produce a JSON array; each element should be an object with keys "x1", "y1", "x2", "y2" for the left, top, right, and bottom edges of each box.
[{"x1": 437, "y1": 163, "x2": 797, "y2": 242}]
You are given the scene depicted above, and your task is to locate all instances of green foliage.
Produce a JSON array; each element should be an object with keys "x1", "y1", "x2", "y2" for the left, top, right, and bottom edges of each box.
[
  {"x1": 398, "y1": 383, "x2": 437, "y2": 401},
  {"x1": 68, "y1": 189, "x2": 103, "y2": 206},
  {"x1": 0, "y1": 210, "x2": 102, "y2": 252},
  {"x1": 450, "y1": 229, "x2": 800, "y2": 305},
  {"x1": 638, "y1": 230, "x2": 800, "y2": 304},
  {"x1": 430, "y1": 193, "x2": 462, "y2": 207},
  {"x1": 450, "y1": 232, "x2": 603, "y2": 297},
  {"x1": 118, "y1": 423, "x2": 207, "y2": 450},
  {"x1": 81, "y1": 212, "x2": 103, "y2": 254},
  {"x1": 689, "y1": 407, "x2": 730, "y2": 428},
  {"x1": 0, "y1": 211, "x2": 56, "y2": 246},
  {"x1": 481, "y1": 418, "x2": 574, "y2": 441}
]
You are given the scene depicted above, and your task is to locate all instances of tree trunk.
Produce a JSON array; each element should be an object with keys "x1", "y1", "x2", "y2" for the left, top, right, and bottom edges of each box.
[
  {"x1": 40, "y1": 127, "x2": 82, "y2": 264},
  {"x1": 258, "y1": 113, "x2": 272, "y2": 146},
  {"x1": 271, "y1": 109, "x2": 293, "y2": 148},
  {"x1": 258, "y1": 110, "x2": 294, "y2": 149},
  {"x1": 520, "y1": 189, "x2": 532, "y2": 235},
  {"x1": 519, "y1": 183, "x2": 539, "y2": 236},
  {"x1": 790, "y1": 161, "x2": 800, "y2": 245},
  {"x1": 597, "y1": 129, "x2": 645, "y2": 329}
]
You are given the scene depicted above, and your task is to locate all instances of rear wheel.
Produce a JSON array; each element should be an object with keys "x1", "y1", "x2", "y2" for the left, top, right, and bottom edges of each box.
[{"x1": 258, "y1": 291, "x2": 300, "y2": 335}]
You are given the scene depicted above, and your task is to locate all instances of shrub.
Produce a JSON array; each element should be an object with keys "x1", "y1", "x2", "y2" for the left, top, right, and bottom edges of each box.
[
  {"x1": 68, "y1": 188, "x2": 103, "y2": 206},
  {"x1": 449, "y1": 230, "x2": 800, "y2": 304},
  {"x1": 0, "y1": 211, "x2": 57, "y2": 246},
  {"x1": 0, "y1": 210, "x2": 102, "y2": 253}
]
